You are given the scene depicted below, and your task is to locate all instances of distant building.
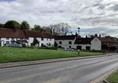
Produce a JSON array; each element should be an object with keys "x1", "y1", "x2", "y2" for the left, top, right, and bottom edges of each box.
[
  {"x1": 75, "y1": 36, "x2": 118, "y2": 51},
  {"x1": 55, "y1": 35, "x2": 118, "y2": 51}
]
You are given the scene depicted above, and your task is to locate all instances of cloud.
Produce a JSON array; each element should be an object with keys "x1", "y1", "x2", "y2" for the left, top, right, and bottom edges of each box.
[
  {"x1": 0, "y1": 0, "x2": 74, "y2": 26},
  {"x1": 0, "y1": 0, "x2": 118, "y2": 37},
  {"x1": 0, "y1": 0, "x2": 15, "y2": 2},
  {"x1": 80, "y1": 27, "x2": 118, "y2": 37},
  {"x1": 110, "y1": 4, "x2": 118, "y2": 11}
]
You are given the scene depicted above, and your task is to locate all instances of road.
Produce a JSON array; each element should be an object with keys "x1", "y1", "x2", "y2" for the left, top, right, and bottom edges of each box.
[{"x1": 0, "y1": 54, "x2": 118, "y2": 83}]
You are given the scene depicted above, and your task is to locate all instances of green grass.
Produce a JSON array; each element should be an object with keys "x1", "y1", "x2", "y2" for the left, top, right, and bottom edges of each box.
[
  {"x1": 107, "y1": 71, "x2": 118, "y2": 83},
  {"x1": 0, "y1": 47, "x2": 103, "y2": 63}
]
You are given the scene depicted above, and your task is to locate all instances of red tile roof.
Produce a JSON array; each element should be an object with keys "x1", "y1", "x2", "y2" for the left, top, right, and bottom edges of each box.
[
  {"x1": 0, "y1": 28, "x2": 54, "y2": 38},
  {"x1": 41, "y1": 32, "x2": 54, "y2": 38},
  {"x1": 0, "y1": 28, "x2": 26, "y2": 38},
  {"x1": 24, "y1": 30, "x2": 54, "y2": 38},
  {"x1": 55, "y1": 35, "x2": 76, "y2": 40},
  {"x1": 24, "y1": 30, "x2": 41, "y2": 37},
  {"x1": 99, "y1": 36, "x2": 118, "y2": 43},
  {"x1": 75, "y1": 38, "x2": 93, "y2": 44}
]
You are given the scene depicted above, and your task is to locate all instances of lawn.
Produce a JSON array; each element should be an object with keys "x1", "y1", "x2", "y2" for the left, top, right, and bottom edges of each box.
[
  {"x1": 0, "y1": 47, "x2": 103, "y2": 63},
  {"x1": 107, "y1": 71, "x2": 118, "y2": 83}
]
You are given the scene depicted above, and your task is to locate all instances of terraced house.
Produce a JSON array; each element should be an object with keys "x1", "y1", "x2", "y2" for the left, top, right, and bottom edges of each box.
[
  {"x1": 24, "y1": 30, "x2": 54, "y2": 47},
  {"x1": 55, "y1": 35, "x2": 77, "y2": 49},
  {"x1": 0, "y1": 28, "x2": 118, "y2": 51},
  {"x1": 0, "y1": 28, "x2": 54, "y2": 47},
  {"x1": 55, "y1": 35, "x2": 118, "y2": 51}
]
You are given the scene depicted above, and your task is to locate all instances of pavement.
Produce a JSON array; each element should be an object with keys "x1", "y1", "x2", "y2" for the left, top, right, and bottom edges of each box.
[{"x1": 0, "y1": 53, "x2": 118, "y2": 83}]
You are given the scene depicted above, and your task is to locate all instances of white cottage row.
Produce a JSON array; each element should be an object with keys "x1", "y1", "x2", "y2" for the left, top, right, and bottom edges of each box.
[{"x1": 0, "y1": 28, "x2": 54, "y2": 47}]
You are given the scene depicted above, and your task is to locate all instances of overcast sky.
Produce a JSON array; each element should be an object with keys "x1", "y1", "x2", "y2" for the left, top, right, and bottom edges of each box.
[{"x1": 0, "y1": 0, "x2": 118, "y2": 37}]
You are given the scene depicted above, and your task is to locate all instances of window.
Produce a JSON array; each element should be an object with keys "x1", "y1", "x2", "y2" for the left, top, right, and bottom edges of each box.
[
  {"x1": 6, "y1": 41, "x2": 9, "y2": 44},
  {"x1": 59, "y1": 41, "x2": 62, "y2": 44},
  {"x1": 41, "y1": 38, "x2": 44, "y2": 41},
  {"x1": 69, "y1": 41, "x2": 72, "y2": 44},
  {"x1": 77, "y1": 46, "x2": 82, "y2": 50},
  {"x1": 58, "y1": 46, "x2": 62, "y2": 48},
  {"x1": 41, "y1": 43, "x2": 44, "y2": 47},
  {"x1": 69, "y1": 46, "x2": 71, "y2": 48},
  {"x1": 6, "y1": 38, "x2": 9, "y2": 40}
]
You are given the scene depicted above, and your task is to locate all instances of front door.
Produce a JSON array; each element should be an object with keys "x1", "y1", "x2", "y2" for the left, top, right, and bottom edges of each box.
[
  {"x1": 86, "y1": 46, "x2": 90, "y2": 50},
  {"x1": 77, "y1": 46, "x2": 82, "y2": 50}
]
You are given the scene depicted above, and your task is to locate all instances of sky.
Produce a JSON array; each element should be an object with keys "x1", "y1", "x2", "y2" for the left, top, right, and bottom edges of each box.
[{"x1": 0, "y1": 0, "x2": 118, "y2": 37}]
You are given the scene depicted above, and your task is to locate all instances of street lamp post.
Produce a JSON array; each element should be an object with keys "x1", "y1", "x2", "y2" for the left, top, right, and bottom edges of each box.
[{"x1": 78, "y1": 27, "x2": 80, "y2": 36}]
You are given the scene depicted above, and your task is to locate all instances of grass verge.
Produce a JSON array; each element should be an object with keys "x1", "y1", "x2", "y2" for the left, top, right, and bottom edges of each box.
[
  {"x1": 107, "y1": 70, "x2": 118, "y2": 83},
  {"x1": 0, "y1": 47, "x2": 103, "y2": 63}
]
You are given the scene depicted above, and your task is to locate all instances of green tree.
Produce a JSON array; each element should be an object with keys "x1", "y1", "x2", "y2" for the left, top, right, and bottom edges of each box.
[
  {"x1": 4, "y1": 20, "x2": 21, "y2": 29},
  {"x1": 42, "y1": 26, "x2": 52, "y2": 33},
  {"x1": 32, "y1": 25, "x2": 41, "y2": 31},
  {"x1": 21, "y1": 21, "x2": 30, "y2": 30}
]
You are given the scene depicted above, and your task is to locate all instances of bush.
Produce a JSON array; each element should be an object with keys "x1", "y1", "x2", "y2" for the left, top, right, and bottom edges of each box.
[
  {"x1": 32, "y1": 38, "x2": 39, "y2": 46},
  {"x1": 81, "y1": 50, "x2": 102, "y2": 52},
  {"x1": 22, "y1": 44, "x2": 26, "y2": 47}
]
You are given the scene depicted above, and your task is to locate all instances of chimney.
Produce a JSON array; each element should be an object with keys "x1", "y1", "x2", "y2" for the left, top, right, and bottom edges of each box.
[
  {"x1": 99, "y1": 34, "x2": 101, "y2": 38},
  {"x1": 86, "y1": 36, "x2": 88, "y2": 38},
  {"x1": 95, "y1": 34, "x2": 98, "y2": 37}
]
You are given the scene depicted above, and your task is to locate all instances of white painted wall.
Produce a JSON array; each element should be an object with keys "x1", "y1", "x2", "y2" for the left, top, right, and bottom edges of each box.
[
  {"x1": 91, "y1": 38, "x2": 101, "y2": 51},
  {"x1": 78, "y1": 44, "x2": 91, "y2": 50},
  {"x1": 40, "y1": 38, "x2": 54, "y2": 47},
  {"x1": 0, "y1": 37, "x2": 54, "y2": 47},
  {"x1": 55, "y1": 40, "x2": 77, "y2": 49},
  {"x1": 0, "y1": 38, "x2": 27, "y2": 46},
  {"x1": 28, "y1": 37, "x2": 54, "y2": 47},
  {"x1": 27, "y1": 37, "x2": 34, "y2": 46},
  {"x1": 0, "y1": 38, "x2": 19, "y2": 46}
]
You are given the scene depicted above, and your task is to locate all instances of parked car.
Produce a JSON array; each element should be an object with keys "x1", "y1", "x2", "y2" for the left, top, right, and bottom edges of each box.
[
  {"x1": 6, "y1": 43, "x2": 22, "y2": 48},
  {"x1": 65, "y1": 48, "x2": 74, "y2": 51}
]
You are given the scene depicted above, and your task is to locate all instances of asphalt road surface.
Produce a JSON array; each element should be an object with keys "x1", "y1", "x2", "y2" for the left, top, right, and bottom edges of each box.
[{"x1": 0, "y1": 54, "x2": 118, "y2": 83}]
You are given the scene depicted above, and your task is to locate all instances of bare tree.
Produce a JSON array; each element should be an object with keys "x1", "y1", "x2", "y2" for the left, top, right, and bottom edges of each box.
[{"x1": 48, "y1": 23, "x2": 71, "y2": 36}]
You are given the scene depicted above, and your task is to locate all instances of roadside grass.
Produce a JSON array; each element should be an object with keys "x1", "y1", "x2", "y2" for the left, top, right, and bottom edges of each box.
[
  {"x1": 107, "y1": 71, "x2": 118, "y2": 83},
  {"x1": 0, "y1": 47, "x2": 103, "y2": 63}
]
